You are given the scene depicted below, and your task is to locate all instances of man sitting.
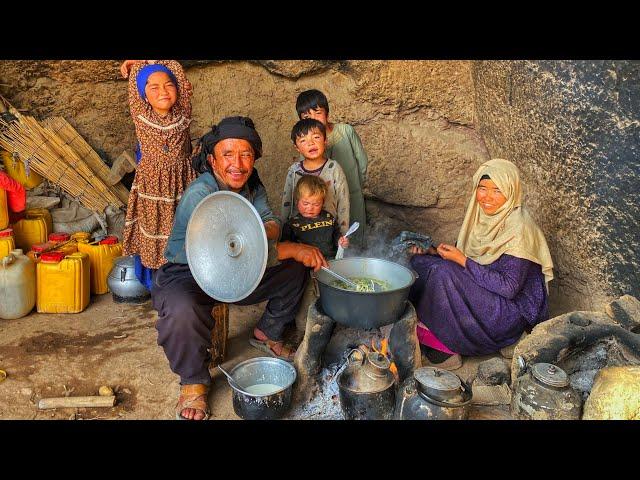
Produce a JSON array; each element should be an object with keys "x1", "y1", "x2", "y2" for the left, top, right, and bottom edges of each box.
[{"x1": 151, "y1": 116, "x2": 327, "y2": 420}]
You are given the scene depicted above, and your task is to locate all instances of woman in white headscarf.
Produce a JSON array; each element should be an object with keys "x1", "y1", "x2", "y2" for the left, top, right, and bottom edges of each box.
[{"x1": 408, "y1": 159, "x2": 554, "y2": 370}]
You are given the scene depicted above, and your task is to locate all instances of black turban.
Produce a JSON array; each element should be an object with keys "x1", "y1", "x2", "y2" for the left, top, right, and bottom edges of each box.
[{"x1": 192, "y1": 116, "x2": 263, "y2": 174}]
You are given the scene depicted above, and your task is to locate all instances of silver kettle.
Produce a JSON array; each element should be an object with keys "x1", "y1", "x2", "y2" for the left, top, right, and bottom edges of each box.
[
  {"x1": 107, "y1": 255, "x2": 150, "y2": 303},
  {"x1": 511, "y1": 360, "x2": 582, "y2": 420}
]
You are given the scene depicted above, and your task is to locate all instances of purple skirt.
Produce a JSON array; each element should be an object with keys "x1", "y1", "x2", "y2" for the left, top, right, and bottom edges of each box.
[{"x1": 409, "y1": 254, "x2": 539, "y2": 356}]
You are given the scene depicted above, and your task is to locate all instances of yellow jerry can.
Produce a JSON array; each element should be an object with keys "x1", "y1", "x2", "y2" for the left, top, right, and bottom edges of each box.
[
  {"x1": 36, "y1": 251, "x2": 90, "y2": 314},
  {"x1": 0, "y1": 228, "x2": 16, "y2": 258},
  {"x1": 27, "y1": 241, "x2": 58, "y2": 263},
  {"x1": 71, "y1": 232, "x2": 91, "y2": 243},
  {"x1": 26, "y1": 208, "x2": 53, "y2": 236},
  {"x1": 48, "y1": 232, "x2": 78, "y2": 257},
  {"x1": 12, "y1": 213, "x2": 48, "y2": 252},
  {"x1": 1, "y1": 149, "x2": 44, "y2": 189},
  {"x1": 77, "y1": 236, "x2": 123, "y2": 294}
]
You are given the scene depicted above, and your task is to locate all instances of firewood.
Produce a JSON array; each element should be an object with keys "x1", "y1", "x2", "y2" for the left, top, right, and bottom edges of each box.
[{"x1": 38, "y1": 395, "x2": 116, "y2": 410}]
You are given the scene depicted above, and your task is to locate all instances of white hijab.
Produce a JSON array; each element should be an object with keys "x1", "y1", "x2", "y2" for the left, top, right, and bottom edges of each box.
[{"x1": 456, "y1": 159, "x2": 554, "y2": 285}]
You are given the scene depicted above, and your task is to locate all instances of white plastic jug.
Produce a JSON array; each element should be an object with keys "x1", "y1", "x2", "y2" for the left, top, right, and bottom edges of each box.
[{"x1": 0, "y1": 249, "x2": 36, "y2": 319}]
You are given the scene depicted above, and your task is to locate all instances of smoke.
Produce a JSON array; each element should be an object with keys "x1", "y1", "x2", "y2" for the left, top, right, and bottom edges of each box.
[{"x1": 346, "y1": 226, "x2": 435, "y2": 267}]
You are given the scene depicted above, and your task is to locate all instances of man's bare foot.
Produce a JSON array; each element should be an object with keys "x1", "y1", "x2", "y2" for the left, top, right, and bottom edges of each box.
[
  {"x1": 175, "y1": 384, "x2": 210, "y2": 420},
  {"x1": 252, "y1": 328, "x2": 296, "y2": 361}
]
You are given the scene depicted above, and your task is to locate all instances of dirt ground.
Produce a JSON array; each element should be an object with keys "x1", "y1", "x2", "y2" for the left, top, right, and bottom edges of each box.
[{"x1": 0, "y1": 294, "x2": 511, "y2": 420}]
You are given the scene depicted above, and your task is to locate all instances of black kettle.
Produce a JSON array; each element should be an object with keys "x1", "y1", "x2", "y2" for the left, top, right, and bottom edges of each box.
[{"x1": 395, "y1": 367, "x2": 472, "y2": 420}]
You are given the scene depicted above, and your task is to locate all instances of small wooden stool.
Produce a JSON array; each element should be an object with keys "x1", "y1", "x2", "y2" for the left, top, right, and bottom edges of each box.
[{"x1": 209, "y1": 303, "x2": 229, "y2": 368}]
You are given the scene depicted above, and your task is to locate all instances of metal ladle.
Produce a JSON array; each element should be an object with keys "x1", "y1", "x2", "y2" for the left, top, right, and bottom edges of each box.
[
  {"x1": 321, "y1": 266, "x2": 359, "y2": 290},
  {"x1": 217, "y1": 365, "x2": 251, "y2": 395}
]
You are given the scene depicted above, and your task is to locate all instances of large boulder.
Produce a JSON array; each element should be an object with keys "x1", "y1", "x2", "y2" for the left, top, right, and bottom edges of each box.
[{"x1": 582, "y1": 366, "x2": 640, "y2": 420}]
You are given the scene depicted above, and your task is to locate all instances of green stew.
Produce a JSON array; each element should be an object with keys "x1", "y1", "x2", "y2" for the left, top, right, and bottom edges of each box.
[{"x1": 331, "y1": 277, "x2": 391, "y2": 292}]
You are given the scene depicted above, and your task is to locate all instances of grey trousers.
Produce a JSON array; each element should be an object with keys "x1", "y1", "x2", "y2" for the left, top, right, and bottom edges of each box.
[{"x1": 152, "y1": 260, "x2": 308, "y2": 385}]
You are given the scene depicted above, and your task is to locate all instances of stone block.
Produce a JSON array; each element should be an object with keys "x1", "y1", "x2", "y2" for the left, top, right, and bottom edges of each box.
[
  {"x1": 476, "y1": 357, "x2": 511, "y2": 386},
  {"x1": 605, "y1": 295, "x2": 640, "y2": 331}
]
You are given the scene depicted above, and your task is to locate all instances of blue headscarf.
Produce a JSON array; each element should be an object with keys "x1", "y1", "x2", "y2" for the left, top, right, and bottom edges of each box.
[{"x1": 136, "y1": 64, "x2": 178, "y2": 101}]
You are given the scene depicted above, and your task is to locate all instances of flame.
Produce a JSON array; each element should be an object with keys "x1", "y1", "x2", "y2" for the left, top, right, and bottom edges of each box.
[
  {"x1": 371, "y1": 338, "x2": 398, "y2": 378},
  {"x1": 371, "y1": 338, "x2": 389, "y2": 356}
]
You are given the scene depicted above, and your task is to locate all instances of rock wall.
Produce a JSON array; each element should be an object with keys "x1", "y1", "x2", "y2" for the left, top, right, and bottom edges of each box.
[
  {"x1": 473, "y1": 61, "x2": 640, "y2": 312},
  {"x1": 185, "y1": 60, "x2": 488, "y2": 249},
  {"x1": 0, "y1": 61, "x2": 133, "y2": 162},
  {"x1": 0, "y1": 59, "x2": 487, "y2": 250}
]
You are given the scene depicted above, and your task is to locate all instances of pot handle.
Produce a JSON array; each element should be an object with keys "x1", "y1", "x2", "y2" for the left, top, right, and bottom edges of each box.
[
  {"x1": 120, "y1": 267, "x2": 127, "y2": 282},
  {"x1": 331, "y1": 348, "x2": 365, "y2": 383},
  {"x1": 347, "y1": 347, "x2": 368, "y2": 365}
]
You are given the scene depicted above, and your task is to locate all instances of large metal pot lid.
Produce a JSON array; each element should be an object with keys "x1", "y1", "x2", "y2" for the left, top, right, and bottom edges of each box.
[
  {"x1": 186, "y1": 191, "x2": 267, "y2": 303},
  {"x1": 414, "y1": 367, "x2": 461, "y2": 393},
  {"x1": 531, "y1": 363, "x2": 569, "y2": 388}
]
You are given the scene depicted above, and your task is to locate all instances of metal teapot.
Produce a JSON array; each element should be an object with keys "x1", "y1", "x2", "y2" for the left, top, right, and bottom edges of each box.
[
  {"x1": 107, "y1": 255, "x2": 150, "y2": 304},
  {"x1": 395, "y1": 367, "x2": 472, "y2": 420},
  {"x1": 511, "y1": 360, "x2": 582, "y2": 420},
  {"x1": 337, "y1": 348, "x2": 396, "y2": 420}
]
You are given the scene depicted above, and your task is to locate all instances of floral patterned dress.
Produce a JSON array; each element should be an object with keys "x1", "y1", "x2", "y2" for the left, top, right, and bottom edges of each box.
[{"x1": 122, "y1": 60, "x2": 197, "y2": 269}]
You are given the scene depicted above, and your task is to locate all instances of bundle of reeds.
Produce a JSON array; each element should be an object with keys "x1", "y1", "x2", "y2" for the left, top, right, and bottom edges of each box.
[
  {"x1": 38, "y1": 117, "x2": 124, "y2": 208},
  {"x1": 43, "y1": 117, "x2": 130, "y2": 206},
  {"x1": 0, "y1": 113, "x2": 111, "y2": 212}
]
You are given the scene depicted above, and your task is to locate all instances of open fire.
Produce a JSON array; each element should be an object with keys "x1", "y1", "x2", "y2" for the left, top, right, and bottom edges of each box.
[{"x1": 371, "y1": 338, "x2": 399, "y2": 378}]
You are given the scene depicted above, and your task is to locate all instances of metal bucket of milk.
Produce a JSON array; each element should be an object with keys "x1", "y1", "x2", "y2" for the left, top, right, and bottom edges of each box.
[{"x1": 227, "y1": 357, "x2": 297, "y2": 420}]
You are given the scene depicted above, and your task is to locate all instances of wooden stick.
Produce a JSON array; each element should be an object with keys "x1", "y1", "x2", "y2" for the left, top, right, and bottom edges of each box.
[{"x1": 38, "y1": 395, "x2": 116, "y2": 410}]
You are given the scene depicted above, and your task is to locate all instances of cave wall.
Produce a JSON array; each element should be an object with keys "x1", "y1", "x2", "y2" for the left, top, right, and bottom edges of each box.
[
  {"x1": 3, "y1": 59, "x2": 636, "y2": 314},
  {"x1": 473, "y1": 60, "x2": 640, "y2": 312},
  {"x1": 0, "y1": 59, "x2": 488, "y2": 250}
]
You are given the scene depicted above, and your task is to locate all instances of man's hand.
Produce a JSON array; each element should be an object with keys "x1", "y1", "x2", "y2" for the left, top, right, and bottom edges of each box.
[
  {"x1": 338, "y1": 236, "x2": 349, "y2": 248},
  {"x1": 294, "y1": 245, "x2": 327, "y2": 271},
  {"x1": 436, "y1": 243, "x2": 467, "y2": 267},
  {"x1": 264, "y1": 221, "x2": 280, "y2": 241},
  {"x1": 277, "y1": 242, "x2": 328, "y2": 271}
]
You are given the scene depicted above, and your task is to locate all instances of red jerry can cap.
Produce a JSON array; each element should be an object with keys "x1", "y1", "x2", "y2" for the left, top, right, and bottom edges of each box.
[
  {"x1": 40, "y1": 251, "x2": 66, "y2": 263},
  {"x1": 49, "y1": 232, "x2": 70, "y2": 242},
  {"x1": 99, "y1": 236, "x2": 119, "y2": 245},
  {"x1": 32, "y1": 242, "x2": 54, "y2": 253},
  {"x1": 0, "y1": 228, "x2": 13, "y2": 237}
]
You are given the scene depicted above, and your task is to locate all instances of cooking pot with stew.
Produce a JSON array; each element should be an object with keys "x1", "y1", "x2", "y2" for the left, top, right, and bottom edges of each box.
[{"x1": 314, "y1": 257, "x2": 417, "y2": 329}]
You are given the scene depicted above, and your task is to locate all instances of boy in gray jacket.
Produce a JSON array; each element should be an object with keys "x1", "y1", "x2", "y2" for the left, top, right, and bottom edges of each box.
[{"x1": 281, "y1": 119, "x2": 350, "y2": 238}]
